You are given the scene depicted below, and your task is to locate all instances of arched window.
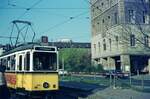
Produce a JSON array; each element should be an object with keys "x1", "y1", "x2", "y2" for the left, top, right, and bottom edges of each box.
[
  {"x1": 103, "y1": 39, "x2": 106, "y2": 51},
  {"x1": 144, "y1": 34, "x2": 149, "y2": 46},
  {"x1": 109, "y1": 38, "x2": 112, "y2": 51},
  {"x1": 130, "y1": 34, "x2": 135, "y2": 46}
]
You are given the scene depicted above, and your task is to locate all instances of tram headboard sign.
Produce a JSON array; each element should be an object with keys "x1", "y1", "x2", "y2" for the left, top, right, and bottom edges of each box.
[{"x1": 35, "y1": 47, "x2": 56, "y2": 51}]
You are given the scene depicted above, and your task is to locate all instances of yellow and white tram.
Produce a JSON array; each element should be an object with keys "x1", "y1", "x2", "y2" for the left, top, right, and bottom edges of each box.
[{"x1": 0, "y1": 44, "x2": 59, "y2": 92}]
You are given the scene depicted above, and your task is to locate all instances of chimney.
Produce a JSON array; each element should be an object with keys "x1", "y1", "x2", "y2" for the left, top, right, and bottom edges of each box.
[{"x1": 41, "y1": 36, "x2": 49, "y2": 46}]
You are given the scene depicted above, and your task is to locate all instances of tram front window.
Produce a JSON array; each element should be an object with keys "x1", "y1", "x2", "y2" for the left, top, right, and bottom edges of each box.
[{"x1": 33, "y1": 52, "x2": 57, "y2": 71}]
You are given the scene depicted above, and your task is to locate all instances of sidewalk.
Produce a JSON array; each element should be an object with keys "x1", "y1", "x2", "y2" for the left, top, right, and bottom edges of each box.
[{"x1": 80, "y1": 87, "x2": 150, "y2": 99}]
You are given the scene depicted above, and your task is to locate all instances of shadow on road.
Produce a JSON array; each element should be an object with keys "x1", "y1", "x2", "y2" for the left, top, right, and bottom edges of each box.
[{"x1": 51, "y1": 81, "x2": 108, "y2": 99}]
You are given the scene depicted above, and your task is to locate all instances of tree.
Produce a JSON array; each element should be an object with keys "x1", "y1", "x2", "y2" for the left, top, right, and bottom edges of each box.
[{"x1": 59, "y1": 48, "x2": 91, "y2": 72}]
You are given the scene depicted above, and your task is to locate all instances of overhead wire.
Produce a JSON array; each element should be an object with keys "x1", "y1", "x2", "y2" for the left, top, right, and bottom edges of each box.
[
  {"x1": 17, "y1": 0, "x2": 44, "y2": 19},
  {"x1": 7, "y1": 0, "x2": 44, "y2": 46},
  {"x1": 40, "y1": 11, "x2": 89, "y2": 35},
  {"x1": 38, "y1": 0, "x2": 90, "y2": 40},
  {"x1": 1, "y1": 0, "x2": 90, "y2": 44},
  {"x1": 0, "y1": 7, "x2": 89, "y2": 10},
  {"x1": 0, "y1": 36, "x2": 16, "y2": 39}
]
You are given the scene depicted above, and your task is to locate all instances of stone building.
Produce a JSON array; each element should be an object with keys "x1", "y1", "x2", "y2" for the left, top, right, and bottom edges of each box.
[{"x1": 91, "y1": 0, "x2": 150, "y2": 73}]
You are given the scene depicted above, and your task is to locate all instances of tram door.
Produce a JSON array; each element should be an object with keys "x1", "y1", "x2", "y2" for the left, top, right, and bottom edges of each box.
[{"x1": 17, "y1": 53, "x2": 25, "y2": 88}]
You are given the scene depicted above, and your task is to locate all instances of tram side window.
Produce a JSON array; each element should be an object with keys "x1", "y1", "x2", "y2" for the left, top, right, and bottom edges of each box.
[
  {"x1": 1, "y1": 59, "x2": 7, "y2": 68},
  {"x1": 0, "y1": 59, "x2": 2, "y2": 66},
  {"x1": 24, "y1": 52, "x2": 30, "y2": 71},
  {"x1": 0, "y1": 59, "x2": 1, "y2": 65},
  {"x1": 7, "y1": 57, "x2": 10, "y2": 70},
  {"x1": 11, "y1": 55, "x2": 16, "y2": 70},
  {"x1": 19, "y1": 55, "x2": 22, "y2": 71}
]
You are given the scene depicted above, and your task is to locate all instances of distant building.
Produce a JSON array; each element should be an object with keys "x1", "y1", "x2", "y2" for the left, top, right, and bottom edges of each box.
[
  {"x1": 40, "y1": 36, "x2": 91, "y2": 49},
  {"x1": 57, "y1": 39, "x2": 73, "y2": 43},
  {"x1": 91, "y1": 0, "x2": 150, "y2": 73},
  {"x1": 49, "y1": 42, "x2": 91, "y2": 49}
]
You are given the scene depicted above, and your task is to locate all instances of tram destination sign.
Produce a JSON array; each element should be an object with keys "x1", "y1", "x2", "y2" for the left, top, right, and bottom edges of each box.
[{"x1": 35, "y1": 47, "x2": 55, "y2": 51}]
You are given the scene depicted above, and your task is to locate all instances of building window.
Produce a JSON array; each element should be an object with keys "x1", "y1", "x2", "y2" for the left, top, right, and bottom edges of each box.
[
  {"x1": 109, "y1": 39, "x2": 112, "y2": 51},
  {"x1": 103, "y1": 39, "x2": 106, "y2": 51},
  {"x1": 115, "y1": 36, "x2": 119, "y2": 49},
  {"x1": 130, "y1": 34, "x2": 136, "y2": 46},
  {"x1": 114, "y1": 12, "x2": 118, "y2": 24},
  {"x1": 143, "y1": 11, "x2": 146, "y2": 23},
  {"x1": 128, "y1": 10, "x2": 136, "y2": 23},
  {"x1": 144, "y1": 34, "x2": 149, "y2": 46},
  {"x1": 143, "y1": 11, "x2": 149, "y2": 24},
  {"x1": 116, "y1": 36, "x2": 118, "y2": 42},
  {"x1": 102, "y1": 19, "x2": 105, "y2": 23},
  {"x1": 98, "y1": 42, "x2": 101, "y2": 52},
  {"x1": 94, "y1": 44, "x2": 96, "y2": 52},
  {"x1": 106, "y1": 0, "x2": 110, "y2": 7}
]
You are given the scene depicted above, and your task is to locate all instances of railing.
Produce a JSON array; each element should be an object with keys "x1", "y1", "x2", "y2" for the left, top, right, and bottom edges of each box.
[{"x1": 60, "y1": 73, "x2": 150, "y2": 99}]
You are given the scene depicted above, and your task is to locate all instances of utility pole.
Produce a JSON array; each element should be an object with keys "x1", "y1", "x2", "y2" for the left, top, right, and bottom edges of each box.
[
  {"x1": 129, "y1": 71, "x2": 132, "y2": 87},
  {"x1": 62, "y1": 57, "x2": 65, "y2": 78},
  {"x1": 113, "y1": 75, "x2": 116, "y2": 89},
  {"x1": 149, "y1": 0, "x2": 150, "y2": 24},
  {"x1": 141, "y1": 74, "x2": 144, "y2": 89},
  {"x1": 62, "y1": 57, "x2": 64, "y2": 70},
  {"x1": 110, "y1": 72, "x2": 112, "y2": 87}
]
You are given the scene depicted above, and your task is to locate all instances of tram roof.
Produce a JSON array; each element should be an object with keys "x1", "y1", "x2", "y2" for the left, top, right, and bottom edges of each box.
[{"x1": 0, "y1": 43, "x2": 56, "y2": 57}]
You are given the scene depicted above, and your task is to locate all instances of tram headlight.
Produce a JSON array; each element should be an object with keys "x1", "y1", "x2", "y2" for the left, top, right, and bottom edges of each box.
[{"x1": 43, "y1": 82, "x2": 50, "y2": 88}]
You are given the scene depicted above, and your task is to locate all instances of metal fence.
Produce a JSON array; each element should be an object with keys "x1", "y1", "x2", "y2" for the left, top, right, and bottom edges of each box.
[{"x1": 60, "y1": 74, "x2": 150, "y2": 99}]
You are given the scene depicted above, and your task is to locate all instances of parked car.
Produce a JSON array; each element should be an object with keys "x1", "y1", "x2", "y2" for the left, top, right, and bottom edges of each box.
[
  {"x1": 58, "y1": 69, "x2": 68, "y2": 75},
  {"x1": 103, "y1": 70, "x2": 129, "y2": 78}
]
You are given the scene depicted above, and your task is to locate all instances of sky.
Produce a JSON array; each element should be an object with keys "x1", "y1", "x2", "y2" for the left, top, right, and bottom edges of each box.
[{"x1": 0, "y1": 0, "x2": 91, "y2": 45}]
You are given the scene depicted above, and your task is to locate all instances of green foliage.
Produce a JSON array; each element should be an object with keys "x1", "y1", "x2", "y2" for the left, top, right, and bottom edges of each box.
[
  {"x1": 59, "y1": 48, "x2": 91, "y2": 72},
  {"x1": 59, "y1": 48, "x2": 104, "y2": 73},
  {"x1": 95, "y1": 64, "x2": 104, "y2": 72}
]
